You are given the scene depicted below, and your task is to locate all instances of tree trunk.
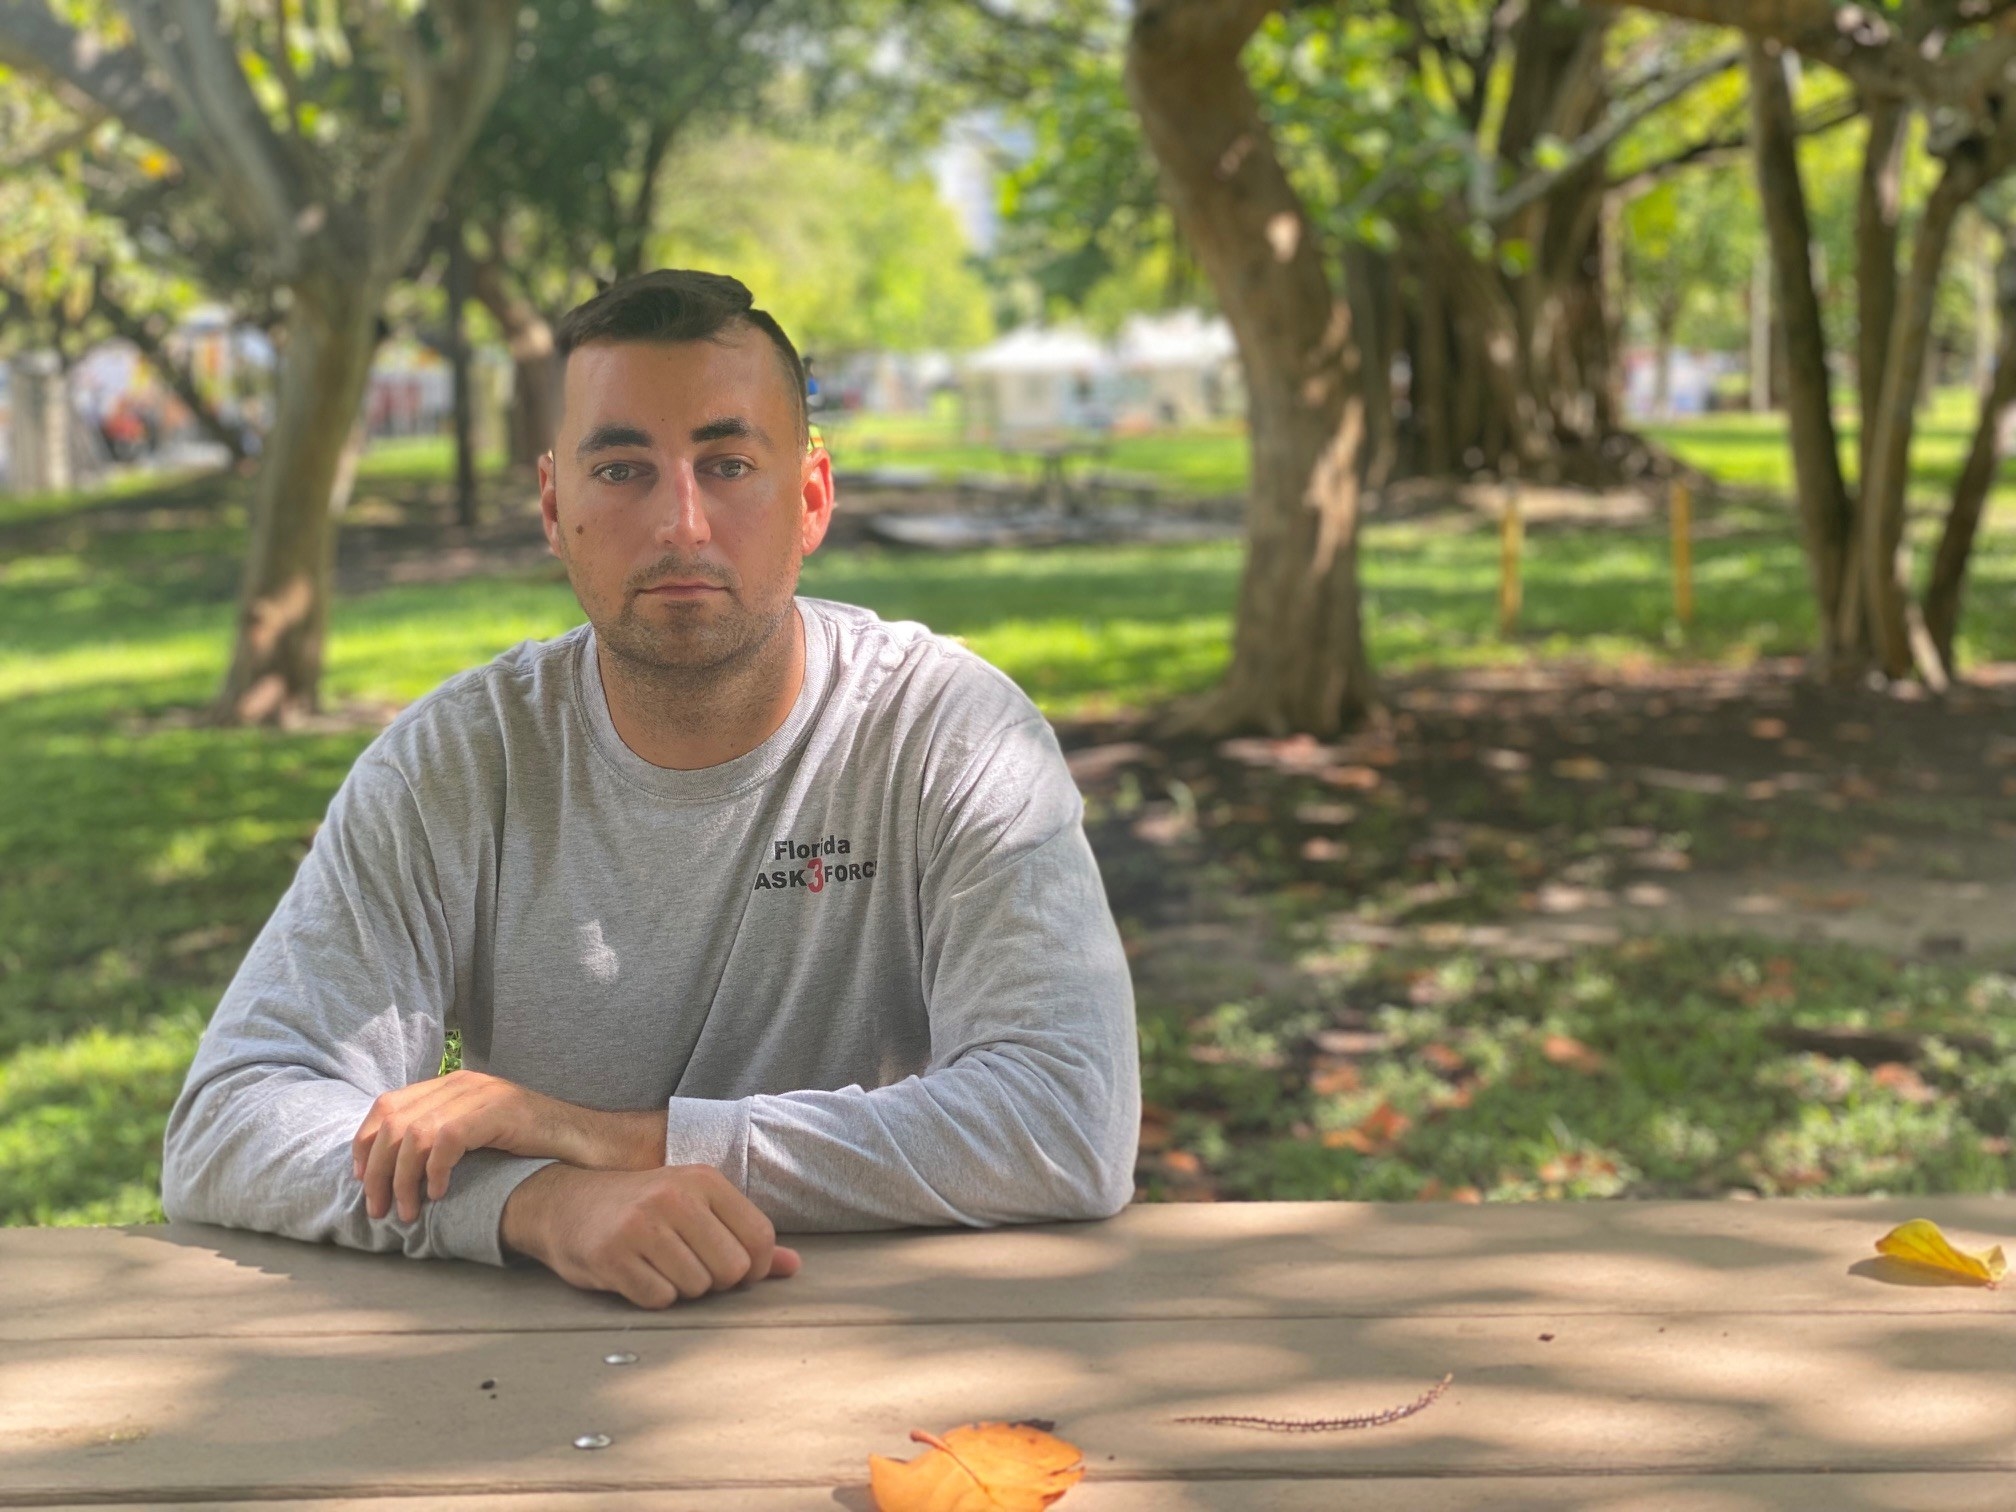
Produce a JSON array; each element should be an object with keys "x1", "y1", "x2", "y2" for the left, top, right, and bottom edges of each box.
[
  {"x1": 470, "y1": 252, "x2": 561, "y2": 468},
  {"x1": 1857, "y1": 168, "x2": 1970, "y2": 679},
  {"x1": 1382, "y1": 69, "x2": 1627, "y2": 479},
  {"x1": 212, "y1": 275, "x2": 381, "y2": 725},
  {"x1": 1652, "y1": 302, "x2": 1680, "y2": 420},
  {"x1": 1924, "y1": 242, "x2": 2016, "y2": 674},
  {"x1": 1127, "y1": 0, "x2": 1375, "y2": 735},
  {"x1": 1412, "y1": 263, "x2": 1455, "y2": 475},
  {"x1": 1345, "y1": 243, "x2": 1397, "y2": 490},
  {"x1": 1855, "y1": 94, "x2": 1905, "y2": 484},
  {"x1": 1747, "y1": 40, "x2": 1860, "y2": 676},
  {"x1": 611, "y1": 118, "x2": 675, "y2": 285},
  {"x1": 1749, "y1": 250, "x2": 1772, "y2": 414},
  {"x1": 446, "y1": 222, "x2": 478, "y2": 528}
]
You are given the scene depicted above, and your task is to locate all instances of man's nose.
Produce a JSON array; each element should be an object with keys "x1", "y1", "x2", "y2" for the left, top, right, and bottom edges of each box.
[{"x1": 656, "y1": 462, "x2": 711, "y2": 549}]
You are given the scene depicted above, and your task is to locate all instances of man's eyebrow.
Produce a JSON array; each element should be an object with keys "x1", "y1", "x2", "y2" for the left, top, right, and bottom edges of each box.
[
  {"x1": 691, "y1": 416, "x2": 772, "y2": 447},
  {"x1": 575, "y1": 423, "x2": 653, "y2": 458}
]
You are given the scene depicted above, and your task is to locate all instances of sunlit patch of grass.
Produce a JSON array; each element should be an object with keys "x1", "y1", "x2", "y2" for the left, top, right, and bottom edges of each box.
[
  {"x1": 0, "y1": 1010, "x2": 205, "y2": 1226},
  {"x1": 1141, "y1": 938, "x2": 2016, "y2": 1203}
]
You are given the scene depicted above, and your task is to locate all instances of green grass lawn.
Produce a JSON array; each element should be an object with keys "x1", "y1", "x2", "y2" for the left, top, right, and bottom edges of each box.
[
  {"x1": 4, "y1": 409, "x2": 2015, "y2": 1225},
  {"x1": 1142, "y1": 936, "x2": 2016, "y2": 1203}
]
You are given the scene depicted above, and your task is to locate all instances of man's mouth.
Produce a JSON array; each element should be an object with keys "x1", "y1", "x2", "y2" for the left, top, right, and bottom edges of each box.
[{"x1": 640, "y1": 580, "x2": 727, "y2": 597}]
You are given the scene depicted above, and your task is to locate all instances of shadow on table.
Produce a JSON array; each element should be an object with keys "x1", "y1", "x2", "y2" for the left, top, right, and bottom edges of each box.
[{"x1": 6, "y1": 1201, "x2": 2014, "y2": 1509}]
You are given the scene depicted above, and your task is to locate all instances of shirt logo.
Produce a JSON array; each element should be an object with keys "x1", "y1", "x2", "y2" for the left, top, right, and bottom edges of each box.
[{"x1": 754, "y1": 834, "x2": 876, "y2": 893}]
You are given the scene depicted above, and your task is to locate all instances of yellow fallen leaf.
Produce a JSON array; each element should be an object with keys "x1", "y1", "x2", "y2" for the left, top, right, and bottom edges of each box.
[
  {"x1": 870, "y1": 1420, "x2": 1085, "y2": 1511},
  {"x1": 1875, "y1": 1219, "x2": 2006, "y2": 1287}
]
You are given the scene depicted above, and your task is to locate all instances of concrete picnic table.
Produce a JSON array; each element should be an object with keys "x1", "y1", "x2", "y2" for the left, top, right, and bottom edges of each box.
[{"x1": 4, "y1": 1197, "x2": 2013, "y2": 1509}]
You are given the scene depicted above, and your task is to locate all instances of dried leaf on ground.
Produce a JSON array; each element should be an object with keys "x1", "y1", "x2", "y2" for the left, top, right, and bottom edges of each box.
[
  {"x1": 1874, "y1": 1219, "x2": 2006, "y2": 1287},
  {"x1": 1323, "y1": 1101, "x2": 1412, "y2": 1154},
  {"x1": 1870, "y1": 1062, "x2": 1937, "y2": 1104},
  {"x1": 870, "y1": 1421, "x2": 1086, "y2": 1511},
  {"x1": 1542, "y1": 1033, "x2": 1607, "y2": 1074}
]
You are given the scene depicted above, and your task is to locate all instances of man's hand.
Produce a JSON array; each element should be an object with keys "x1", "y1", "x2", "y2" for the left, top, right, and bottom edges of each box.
[
  {"x1": 501, "y1": 1164, "x2": 802, "y2": 1308},
  {"x1": 351, "y1": 1070, "x2": 666, "y2": 1223}
]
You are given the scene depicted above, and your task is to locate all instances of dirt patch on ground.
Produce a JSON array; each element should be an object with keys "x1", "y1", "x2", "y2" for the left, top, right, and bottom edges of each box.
[{"x1": 1061, "y1": 660, "x2": 2016, "y2": 1016}]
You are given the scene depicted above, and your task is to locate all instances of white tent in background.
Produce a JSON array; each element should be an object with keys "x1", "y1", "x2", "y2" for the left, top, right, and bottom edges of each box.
[
  {"x1": 959, "y1": 327, "x2": 1114, "y2": 440},
  {"x1": 1113, "y1": 310, "x2": 1242, "y2": 427}
]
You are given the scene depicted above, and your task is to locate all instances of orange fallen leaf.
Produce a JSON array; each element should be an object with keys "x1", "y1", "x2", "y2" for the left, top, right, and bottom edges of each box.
[
  {"x1": 1874, "y1": 1219, "x2": 2006, "y2": 1288},
  {"x1": 1541, "y1": 1034, "x2": 1607, "y2": 1074},
  {"x1": 1321, "y1": 764, "x2": 1383, "y2": 791},
  {"x1": 1309, "y1": 1059, "x2": 1362, "y2": 1097},
  {"x1": 1870, "y1": 1063, "x2": 1937, "y2": 1105},
  {"x1": 1325, "y1": 1101, "x2": 1412, "y2": 1154},
  {"x1": 870, "y1": 1421, "x2": 1085, "y2": 1511},
  {"x1": 1420, "y1": 1042, "x2": 1466, "y2": 1074}
]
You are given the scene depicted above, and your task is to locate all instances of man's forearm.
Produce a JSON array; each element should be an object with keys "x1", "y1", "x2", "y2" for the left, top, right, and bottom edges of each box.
[
  {"x1": 569, "y1": 1105, "x2": 669, "y2": 1171},
  {"x1": 499, "y1": 1161, "x2": 570, "y2": 1262}
]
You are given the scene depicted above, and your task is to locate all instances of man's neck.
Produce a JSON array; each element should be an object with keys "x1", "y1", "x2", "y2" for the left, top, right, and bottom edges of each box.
[{"x1": 595, "y1": 603, "x2": 806, "y2": 771}]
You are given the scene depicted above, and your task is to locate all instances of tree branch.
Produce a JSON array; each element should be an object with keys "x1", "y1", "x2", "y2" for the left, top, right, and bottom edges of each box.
[
  {"x1": 119, "y1": 0, "x2": 303, "y2": 253},
  {"x1": 0, "y1": 1, "x2": 194, "y2": 156},
  {"x1": 1481, "y1": 47, "x2": 1742, "y2": 224},
  {"x1": 1595, "y1": 0, "x2": 1868, "y2": 54},
  {"x1": 1607, "y1": 95, "x2": 1859, "y2": 196},
  {"x1": 364, "y1": 0, "x2": 516, "y2": 284},
  {"x1": 89, "y1": 266, "x2": 250, "y2": 460}
]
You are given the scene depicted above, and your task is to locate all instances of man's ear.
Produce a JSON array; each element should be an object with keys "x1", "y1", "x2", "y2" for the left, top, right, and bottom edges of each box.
[
  {"x1": 538, "y1": 451, "x2": 564, "y2": 558},
  {"x1": 798, "y1": 444, "x2": 835, "y2": 557}
]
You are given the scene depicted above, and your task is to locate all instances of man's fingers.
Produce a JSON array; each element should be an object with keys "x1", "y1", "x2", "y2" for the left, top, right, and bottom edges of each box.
[
  {"x1": 613, "y1": 1255, "x2": 678, "y2": 1311},
  {"x1": 425, "y1": 1127, "x2": 468, "y2": 1201},
  {"x1": 639, "y1": 1228, "x2": 716, "y2": 1300},
  {"x1": 361, "y1": 1116, "x2": 405, "y2": 1220},
  {"x1": 673, "y1": 1207, "x2": 760, "y2": 1291},
  {"x1": 352, "y1": 1077, "x2": 465, "y2": 1181},
  {"x1": 701, "y1": 1183, "x2": 780, "y2": 1284},
  {"x1": 392, "y1": 1128, "x2": 435, "y2": 1224},
  {"x1": 766, "y1": 1244, "x2": 803, "y2": 1279}
]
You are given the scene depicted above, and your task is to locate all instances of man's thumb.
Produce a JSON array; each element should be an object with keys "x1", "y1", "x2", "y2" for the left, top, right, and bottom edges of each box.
[{"x1": 766, "y1": 1244, "x2": 803, "y2": 1279}]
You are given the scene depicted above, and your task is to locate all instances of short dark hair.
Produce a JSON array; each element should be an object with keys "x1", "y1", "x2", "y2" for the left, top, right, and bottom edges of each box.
[{"x1": 554, "y1": 270, "x2": 808, "y2": 447}]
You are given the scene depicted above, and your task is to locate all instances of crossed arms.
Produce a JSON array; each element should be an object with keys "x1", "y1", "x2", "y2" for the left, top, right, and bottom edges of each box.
[{"x1": 161, "y1": 725, "x2": 1141, "y2": 1308}]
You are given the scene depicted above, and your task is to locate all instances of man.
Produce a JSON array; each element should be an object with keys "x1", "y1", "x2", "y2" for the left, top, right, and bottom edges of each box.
[{"x1": 161, "y1": 270, "x2": 1140, "y2": 1309}]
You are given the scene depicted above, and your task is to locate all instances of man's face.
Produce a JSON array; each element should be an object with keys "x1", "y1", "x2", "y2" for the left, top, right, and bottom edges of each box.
[{"x1": 539, "y1": 327, "x2": 833, "y2": 678}]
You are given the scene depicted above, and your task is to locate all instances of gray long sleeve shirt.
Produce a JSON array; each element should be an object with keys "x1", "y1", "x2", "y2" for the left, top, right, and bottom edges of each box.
[{"x1": 159, "y1": 598, "x2": 1141, "y2": 1265}]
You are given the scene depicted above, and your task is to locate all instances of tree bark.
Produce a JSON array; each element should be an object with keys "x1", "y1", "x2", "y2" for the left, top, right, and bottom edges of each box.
[
  {"x1": 470, "y1": 251, "x2": 561, "y2": 468},
  {"x1": 1854, "y1": 93, "x2": 1905, "y2": 483},
  {"x1": 1381, "y1": 0, "x2": 1638, "y2": 485},
  {"x1": 1412, "y1": 262, "x2": 1454, "y2": 475},
  {"x1": 1746, "y1": 39, "x2": 1860, "y2": 675},
  {"x1": 1858, "y1": 164, "x2": 1973, "y2": 679},
  {"x1": 1126, "y1": 0, "x2": 1376, "y2": 735},
  {"x1": 1344, "y1": 243, "x2": 1397, "y2": 490},
  {"x1": 446, "y1": 219, "x2": 479, "y2": 528},
  {"x1": 1924, "y1": 241, "x2": 2016, "y2": 674},
  {"x1": 214, "y1": 274, "x2": 380, "y2": 724}
]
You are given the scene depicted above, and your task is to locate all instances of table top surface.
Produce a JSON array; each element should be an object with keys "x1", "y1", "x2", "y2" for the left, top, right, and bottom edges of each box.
[{"x1": 5, "y1": 1196, "x2": 2014, "y2": 1510}]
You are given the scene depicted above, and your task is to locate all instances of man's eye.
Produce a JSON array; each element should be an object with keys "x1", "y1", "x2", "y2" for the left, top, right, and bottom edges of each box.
[
  {"x1": 594, "y1": 463, "x2": 641, "y2": 484},
  {"x1": 713, "y1": 459, "x2": 753, "y2": 480}
]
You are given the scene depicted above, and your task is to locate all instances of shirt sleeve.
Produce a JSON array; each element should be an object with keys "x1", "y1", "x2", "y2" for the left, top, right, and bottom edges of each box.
[
  {"x1": 159, "y1": 752, "x2": 555, "y2": 1265},
  {"x1": 660, "y1": 713, "x2": 1142, "y2": 1230}
]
